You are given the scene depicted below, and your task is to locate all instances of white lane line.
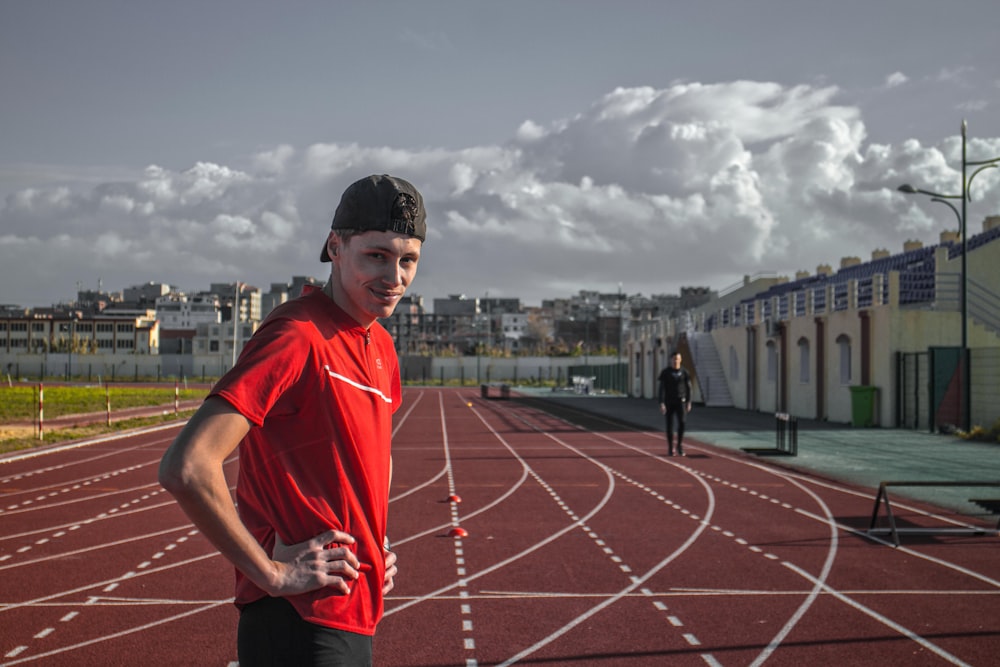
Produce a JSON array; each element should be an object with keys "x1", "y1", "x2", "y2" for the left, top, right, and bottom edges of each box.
[
  {"x1": 436, "y1": 393, "x2": 481, "y2": 664},
  {"x1": 494, "y1": 475, "x2": 715, "y2": 663},
  {"x1": 784, "y1": 562, "x2": 973, "y2": 667},
  {"x1": 748, "y1": 467, "x2": 840, "y2": 667},
  {"x1": 458, "y1": 399, "x2": 721, "y2": 667},
  {"x1": 0, "y1": 425, "x2": 179, "y2": 464},
  {"x1": 0, "y1": 552, "x2": 220, "y2": 614},
  {"x1": 665, "y1": 434, "x2": 1000, "y2": 583},
  {"x1": 385, "y1": 420, "x2": 613, "y2": 617},
  {"x1": 792, "y1": 507, "x2": 1000, "y2": 589},
  {"x1": 1, "y1": 480, "x2": 168, "y2": 518},
  {"x1": 0, "y1": 601, "x2": 229, "y2": 666},
  {"x1": 0, "y1": 525, "x2": 193, "y2": 572}
]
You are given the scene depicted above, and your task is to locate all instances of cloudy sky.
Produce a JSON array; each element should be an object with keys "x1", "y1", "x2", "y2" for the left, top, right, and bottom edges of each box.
[{"x1": 4, "y1": 1, "x2": 1000, "y2": 311}]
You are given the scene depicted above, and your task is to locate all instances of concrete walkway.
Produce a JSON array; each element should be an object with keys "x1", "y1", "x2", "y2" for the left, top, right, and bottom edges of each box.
[{"x1": 517, "y1": 389, "x2": 1000, "y2": 520}]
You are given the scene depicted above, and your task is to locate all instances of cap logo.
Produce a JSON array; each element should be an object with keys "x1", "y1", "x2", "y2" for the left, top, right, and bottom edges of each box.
[{"x1": 388, "y1": 192, "x2": 419, "y2": 236}]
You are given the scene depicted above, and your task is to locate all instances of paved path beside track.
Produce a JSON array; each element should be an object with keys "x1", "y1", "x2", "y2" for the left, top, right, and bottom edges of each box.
[{"x1": 519, "y1": 389, "x2": 1000, "y2": 519}]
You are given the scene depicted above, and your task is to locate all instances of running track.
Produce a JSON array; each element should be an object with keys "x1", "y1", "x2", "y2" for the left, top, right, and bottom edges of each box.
[{"x1": 1, "y1": 387, "x2": 997, "y2": 666}]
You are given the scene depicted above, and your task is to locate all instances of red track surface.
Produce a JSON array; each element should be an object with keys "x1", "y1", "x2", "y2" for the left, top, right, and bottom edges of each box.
[{"x1": 2, "y1": 387, "x2": 997, "y2": 666}]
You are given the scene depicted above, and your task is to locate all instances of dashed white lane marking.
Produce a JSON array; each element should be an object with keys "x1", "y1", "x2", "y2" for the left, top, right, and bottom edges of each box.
[
  {"x1": 0, "y1": 462, "x2": 154, "y2": 515},
  {"x1": 439, "y1": 393, "x2": 479, "y2": 667},
  {"x1": 7, "y1": 527, "x2": 213, "y2": 662},
  {"x1": 686, "y1": 462, "x2": 982, "y2": 664},
  {"x1": 459, "y1": 406, "x2": 721, "y2": 667},
  {"x1": 2, "y1": 488, "x2": 172, "y2": 560},
  {"x1": 2, "y1": 601, "x2": 230, "y2": 666}
]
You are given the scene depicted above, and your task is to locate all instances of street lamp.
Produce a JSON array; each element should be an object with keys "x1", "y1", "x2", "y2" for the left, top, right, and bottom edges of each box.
[
  {"x1": 617, "y1": 283, "x2": 627, "y2": 396},
  {"x1": 897, "y1": 120, "x2": 1000, "y2": 432},
  {"x1": 232, "y1": 281, "x2": 242, "y2": 369}
]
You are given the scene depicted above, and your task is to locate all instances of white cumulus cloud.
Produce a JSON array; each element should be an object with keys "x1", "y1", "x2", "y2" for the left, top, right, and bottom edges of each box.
[{"x1": 3, "y1": 80, "x2": 1000, "y2": 308}]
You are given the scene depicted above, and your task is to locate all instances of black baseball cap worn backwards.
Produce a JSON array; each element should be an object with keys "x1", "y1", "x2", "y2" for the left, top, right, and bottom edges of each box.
[{"x1": 320, "y1": 173, "x2": 427, "y2": 262}]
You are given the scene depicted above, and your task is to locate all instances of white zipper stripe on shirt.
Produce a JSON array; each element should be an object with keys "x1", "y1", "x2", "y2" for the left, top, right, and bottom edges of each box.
[{"x1": 323, "y1": 365, "x2": 393, "y2": 404}]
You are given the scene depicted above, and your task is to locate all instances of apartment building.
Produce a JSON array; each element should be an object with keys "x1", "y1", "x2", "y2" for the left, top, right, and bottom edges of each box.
[{"x1": 0, "y1": 312, "x2": 159, "y2": 355}]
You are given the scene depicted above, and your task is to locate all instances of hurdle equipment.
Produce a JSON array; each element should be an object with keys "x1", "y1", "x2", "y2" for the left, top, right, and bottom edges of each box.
[
  {"x1": 867, "y1": 480, "x2": 1000, "y2": 546},
  {"x1": 742, "y1": 412, "x2": 798, "y2": 457}
]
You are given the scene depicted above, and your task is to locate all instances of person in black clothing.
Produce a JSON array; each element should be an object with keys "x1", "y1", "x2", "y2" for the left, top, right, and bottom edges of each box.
[{"x1": 658, "y1": 351, "x2": 692, "y2": 456}]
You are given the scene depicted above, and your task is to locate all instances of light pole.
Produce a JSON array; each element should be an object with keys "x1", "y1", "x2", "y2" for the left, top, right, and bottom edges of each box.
[
  {"x1": 617, "y1": 283, "x2": 625, "y2": 396},
  {"x1": 232, "y1": 281, "x2": 242, "y2": 369},
  {"x1": 897, "y1": 120, "x2": 1000, "y2": 432}
]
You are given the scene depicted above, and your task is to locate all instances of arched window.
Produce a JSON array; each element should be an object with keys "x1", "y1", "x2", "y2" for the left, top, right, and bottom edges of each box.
[
  {"x1": 798, "y1": 337, "x2": 810, "y2": 384},
  {"x1": 836, "y1": 334, "x2": 852, "y2": 384},
  {"x1": 729, "y1": 345, "x2": 739, "y2": 381}
]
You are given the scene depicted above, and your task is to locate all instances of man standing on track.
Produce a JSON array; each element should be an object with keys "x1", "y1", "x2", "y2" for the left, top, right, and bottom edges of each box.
[
  {"x1": 658, "y1": 350, "x2": 692, "y2": 456},
  {"x1": 159, "y1": 174, "x2": 426, "y2": 666}
]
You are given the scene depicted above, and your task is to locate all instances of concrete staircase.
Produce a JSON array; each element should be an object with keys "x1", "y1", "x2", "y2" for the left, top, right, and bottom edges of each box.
[
  {"x1": 688, "y1": 332, "x2": 734, "y2": 407},
  {"x1": 969, "y1": 276, "x2": 1000, "y2": 339}
]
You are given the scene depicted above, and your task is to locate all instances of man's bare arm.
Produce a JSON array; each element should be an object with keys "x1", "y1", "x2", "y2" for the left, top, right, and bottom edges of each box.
[{"x1": 158, "y1": 397, "x2": 359, "y2": 595}]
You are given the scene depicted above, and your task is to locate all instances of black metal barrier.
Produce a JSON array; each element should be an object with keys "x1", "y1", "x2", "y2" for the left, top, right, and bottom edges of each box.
[
  {"x1": 867, "y1": 480, "x2": 1000, "y2": 546},
  {"x1": 480, "y1": 383, "x2": 511, "y2": 400},
  {"x1": 742, "y1": 412, "x2": 798, "y2": 457},
  {"x1": 775, "y1": 412, "x2": 798, "y2": 455}
]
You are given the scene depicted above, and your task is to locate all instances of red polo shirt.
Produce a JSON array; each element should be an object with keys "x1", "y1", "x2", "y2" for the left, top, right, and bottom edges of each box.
[{"x1": 210, "y1": 286, "x2": 399, "y2": 635}]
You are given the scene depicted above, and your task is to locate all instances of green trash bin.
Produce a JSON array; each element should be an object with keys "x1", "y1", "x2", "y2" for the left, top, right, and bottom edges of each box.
[{"x1": 849, "y1": 386, "x2": 878, "y2": 427}]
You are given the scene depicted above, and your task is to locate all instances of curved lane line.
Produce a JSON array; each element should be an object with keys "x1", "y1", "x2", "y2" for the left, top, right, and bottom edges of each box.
[
  {"x1": 783, "y1": 562, "x2": 973, "y2": 667},
  {"x1": 388, "y1": 394, "x2": 532, "y2": 548},
  {"x1": 0, "y1": 551, "x2": 222, "y2": 613},
  {"x1": 385, "y1": 398, "x2": 618, "y2": 616},
  {"x1": 748, "y1": 471, "x2": 839, "y2": 666},
  {"x1": 677, "y1": 438, "x2": 1000, "y2": 588},
  {"x1": 1, "y1": 601, "x2": 229, "y2": 666},
  {"x1": 478, "y1": 401, "x2": 717, "y2": 667},
  {"x1": 507, "y1": 404, "x2": 840, "y2": 667}
]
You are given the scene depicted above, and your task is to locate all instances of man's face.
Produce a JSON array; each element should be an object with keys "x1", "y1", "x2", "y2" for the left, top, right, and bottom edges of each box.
[
  {"x1": 671, "y1": 354, "x2": 682, "y2": 368},
  {"x1": 328, "y1": 230, "x2": 421, "y2": 326}
]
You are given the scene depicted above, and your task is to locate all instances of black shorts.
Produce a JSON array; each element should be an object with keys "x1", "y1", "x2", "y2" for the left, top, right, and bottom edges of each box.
[{"x1": 237, "y1": 596, "x2": 373, "y2": 667}]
